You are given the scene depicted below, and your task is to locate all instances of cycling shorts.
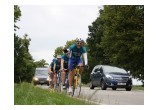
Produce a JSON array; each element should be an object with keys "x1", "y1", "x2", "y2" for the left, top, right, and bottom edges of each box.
[{"x1": 68, "y1": 58, "x2": 83, "y2": 70}]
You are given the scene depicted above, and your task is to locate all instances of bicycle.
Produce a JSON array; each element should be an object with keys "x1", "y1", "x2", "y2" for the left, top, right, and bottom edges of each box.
[
  {"x1": 54, "y1": 70, "x2": 62, "y2": 92},
  {"x1": 60, "y1": 69, "x2": 69, "y2": 94},
  {"x1": 71, "y1": 65, "x2": 89, "y2": 97}
]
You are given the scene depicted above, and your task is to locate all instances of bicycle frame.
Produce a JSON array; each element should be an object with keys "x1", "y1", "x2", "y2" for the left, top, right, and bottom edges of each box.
[
  {"x1": 55, "y1": 70, "x2": 61, "y2": 92},
  {"x1": 72, "y1": 66, "x2": 82, "y2": 97}
]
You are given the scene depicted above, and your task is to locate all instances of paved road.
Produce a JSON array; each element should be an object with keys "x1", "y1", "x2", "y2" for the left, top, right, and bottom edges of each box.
[
  {"x1": 37, "y1": 85, "x2": 144, "y2": 105},
  {"x1": 80, "y1": 87, "x2": 144, "y2": 105}
]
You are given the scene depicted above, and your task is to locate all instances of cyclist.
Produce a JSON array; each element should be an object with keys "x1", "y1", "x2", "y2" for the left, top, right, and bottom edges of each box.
[
  {"x1": 68, "y1": 38, "x2": 88, "y2": 93},
  {"x1": 48, "y1": 55, "x2": 61, "y2": 90},
  {"x1": 48, "y1": 58, "x2": 56, "y2": 89},
  {"x1": 61, "y1": 48, "x2": 70, "y2": 89}
]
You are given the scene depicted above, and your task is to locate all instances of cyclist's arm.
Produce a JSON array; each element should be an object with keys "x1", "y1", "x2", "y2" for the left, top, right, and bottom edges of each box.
[
  {"x1": 82, "y1": 46, "x2": 88, "y2": 65},
  {"x1": 83, "y1": 52, "x2": 88, "y2": 65},
  {"x1": 53, "y1": 63, "x2": 56, "y2": 72},
  {"x1": 48, "y1": 62, "x2": 53, "y2": 73},
  {"x1": 48, "y1": 66, "x2": 53, "y2": 73},
  {"x1": 61, "y1": 59, "x2": 64, "y2": 70}
]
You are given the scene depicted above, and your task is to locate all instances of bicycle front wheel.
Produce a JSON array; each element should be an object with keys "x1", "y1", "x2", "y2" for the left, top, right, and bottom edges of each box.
[{"x1": 72, "y1": 74, "x2": 81, "y2": 97}]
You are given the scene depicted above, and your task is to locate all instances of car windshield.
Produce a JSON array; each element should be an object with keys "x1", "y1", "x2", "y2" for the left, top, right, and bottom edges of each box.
[
  {"x1": 103, "y1": 66, "x2": 127, "y2": 74},
  {"x1": 35, "y1": 70, "x2": 48, "y2": 76}
]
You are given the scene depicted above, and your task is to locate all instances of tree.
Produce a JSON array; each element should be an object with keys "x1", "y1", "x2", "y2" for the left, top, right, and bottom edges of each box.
[
  {"x1": 34, "y1": 59, "x2": 49, "y2": 67},
  {"x1": 87, "y1": 5, "x2": 144, "y2": 81},
  {"x1": 14, "y1": 5, "x2": 21, "y2": 31},
  {"x1": 14, "y1": 5, "x2": 35, "y2": 83},
  {"x1": 64, "y1": 39, "x2": 76, "y2": 48},
  {"x1": 54, "y1": 46, "x2": 63, "y2": 58}
]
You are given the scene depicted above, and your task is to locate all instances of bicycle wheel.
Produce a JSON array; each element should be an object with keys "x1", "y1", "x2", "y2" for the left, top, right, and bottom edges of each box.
[
  {"x1": 72, "y1": 74, "x2": 81, "y2": 97},
  {"x1": 55, "y1": 72, "x2": 62, "y2": 92},
  {"x1": 64, "y1": 75, "x2": 69, "y2": 94}
]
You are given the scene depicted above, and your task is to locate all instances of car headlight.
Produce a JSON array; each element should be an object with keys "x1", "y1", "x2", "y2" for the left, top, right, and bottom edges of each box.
[
  {"x1": 105, "y1": 74, "x2": 114, "y2": 79},
  {"x1": 33, "y1": 77, "x2": 39, "y2": 81},
  {"x1": 47, "y1": 77, "x2": 50, "y2": 81}
]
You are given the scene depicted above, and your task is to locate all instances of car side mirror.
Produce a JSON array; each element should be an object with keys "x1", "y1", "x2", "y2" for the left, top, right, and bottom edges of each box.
[{"x1": 97, "y1": 70, "x2": 101, "y2": 73}]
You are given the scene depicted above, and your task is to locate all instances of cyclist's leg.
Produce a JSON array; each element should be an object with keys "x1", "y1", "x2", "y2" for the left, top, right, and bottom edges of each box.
[
  {"x1": 53, "y1": 72, "x2": 57, "y2": 89},
  {"x1": 68, "y1": 58, "x2": 76, "y2": 92},
  {"x1": 61, "y1": 70, "x2": 66, "y2": 86},
  {"x1": 49, "y1": 72, "x2": 54, "y2": 88},
  {"x1": 78, "y1": 58, "x2": 83, "y2": 74}
]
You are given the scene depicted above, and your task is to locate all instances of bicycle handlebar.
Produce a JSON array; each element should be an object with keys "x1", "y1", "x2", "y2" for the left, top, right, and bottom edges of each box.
[{"x1": 72, "y1": 64, "x2": 89, "y2": 69}]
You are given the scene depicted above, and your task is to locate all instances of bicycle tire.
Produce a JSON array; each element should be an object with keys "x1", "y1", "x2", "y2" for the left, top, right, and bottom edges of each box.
[
  {"x1": 55, "y1": 71, "x2": 62, "y2": 92},
  {"x1": 72, "y1": 74, "x2": 81, "y2": 97},
  {"x1": 64, "y1": 73, "x2": 69, "y2": 94}
]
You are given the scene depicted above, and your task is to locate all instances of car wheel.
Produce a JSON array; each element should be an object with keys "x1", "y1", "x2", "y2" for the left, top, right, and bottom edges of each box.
[
  {"x1": 90, "y1": 81, "x2": 95, "y2": 89},
  {"x1": 101, "y1": 80, "x2": 107, "y2": 90},
  {"x1": 126, "y1": 87, "x2": 132, "y2": 91},
  {"x1": 112, "y1": 87, "x2": 117, "y2": 90}
]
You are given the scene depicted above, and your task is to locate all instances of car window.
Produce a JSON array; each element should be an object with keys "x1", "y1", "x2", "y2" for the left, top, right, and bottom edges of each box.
[
  {"x1": 103, "y1": 66, "x2": 127, "y2": 74},
  {"x1": 100, "y1": 67, "x2": 103, "y2": 73},
  {"x1": 35, "y1": 70, "x2": 48, "y2": 76},
  {"x1": 94, "y1": 68, "x2": 97, "y2": 72}
]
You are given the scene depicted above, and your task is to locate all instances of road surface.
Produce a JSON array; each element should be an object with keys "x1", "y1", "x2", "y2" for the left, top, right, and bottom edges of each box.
[{"x1": 37, "y1": 85, "x2": 144, "y2": 105}]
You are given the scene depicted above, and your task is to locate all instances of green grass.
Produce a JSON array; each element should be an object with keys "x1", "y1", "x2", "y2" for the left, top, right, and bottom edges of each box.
[
  {"x1": 14, "y1": 82, "x2": 91, "y2": 105},
  {"x1": 132, "y1": 85, "x2": 144, "y2": 90}
]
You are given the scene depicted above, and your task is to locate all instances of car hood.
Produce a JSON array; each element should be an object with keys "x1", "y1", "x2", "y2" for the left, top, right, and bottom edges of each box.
[
  {"x1": 35, "y1": 75, "x2": 48, "y2": 78},
  {"x1": 109, "y1": 73, "x2": 130, "y2": 78}
]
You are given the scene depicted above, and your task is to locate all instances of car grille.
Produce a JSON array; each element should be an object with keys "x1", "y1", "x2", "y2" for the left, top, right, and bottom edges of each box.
[
  {"x1": 39, "y1": 78, "x2": 47, "y2": 81},
  {"x1": 114, "y1": 77, "x2": 128, "y2": 82}
]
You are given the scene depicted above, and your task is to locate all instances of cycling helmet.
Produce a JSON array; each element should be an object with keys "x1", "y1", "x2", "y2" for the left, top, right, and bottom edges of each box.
[
  {"x1": 63, "y1": 47, "x2": 69, "y2": 53},
  {"x1": 57, "y1": 55, "x2": 61, "y2": 59},
  {"x1": 76, "y1": 38, "x2": 83, "y2": 42}
]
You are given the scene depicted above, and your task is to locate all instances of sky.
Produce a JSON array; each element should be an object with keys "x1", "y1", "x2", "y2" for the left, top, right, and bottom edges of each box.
[{"x1": 16, "y1": 5, "x2": 101, "y2": 64}]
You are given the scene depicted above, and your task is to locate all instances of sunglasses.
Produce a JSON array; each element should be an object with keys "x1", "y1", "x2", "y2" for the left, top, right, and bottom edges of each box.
[{"x1": 76, "y1": 42, "x2": 82, "y2": 45}]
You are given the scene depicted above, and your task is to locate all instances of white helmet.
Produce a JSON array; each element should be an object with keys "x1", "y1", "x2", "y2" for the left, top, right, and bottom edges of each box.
[
  {"x1": 76, "y1": 38, "x2": 83, "y2": 42},
  {"x1": 57, "y1": 55, "x2": 61, "y2": 59}
]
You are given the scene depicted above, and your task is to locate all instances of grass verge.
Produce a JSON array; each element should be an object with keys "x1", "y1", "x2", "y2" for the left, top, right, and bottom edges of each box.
[
  {"x1": 132, "y1": 85, "x2": 144, "y2": 90},
  {"x1": 14, "y1": 82, "x2": 92, "y2": 105}
]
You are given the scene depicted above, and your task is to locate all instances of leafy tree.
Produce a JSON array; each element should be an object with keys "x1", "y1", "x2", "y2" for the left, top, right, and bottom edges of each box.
[
  {"x1": 14, "y1": 5, "x2": 21, "y2": 31},
  {"x1": 14, "y1": 34, "x2": 35, "y2": 83},
  {"x1": 87, "y1": 5, "x2": 144, "y2": 81},
  {"x1": 64, "y1": 39, "x2": 76, "y2": 48},
  {"x1": 34, "y1": 59, "x2": 49, "y2": 67},
  {"x1": 14, "y1": 5, "x2": 35, "y2": 83},
  {"x1": 54, "y1": 46, "x2": 63, "y2": 58}
]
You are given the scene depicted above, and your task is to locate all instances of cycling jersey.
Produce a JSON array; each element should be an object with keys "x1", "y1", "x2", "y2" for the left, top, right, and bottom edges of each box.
[
  {"x1": 69, "y1": 44, "x2": 86, "y2": 59},
  {"x1": 68, "y1": 44, "x2": 86, "y2": 70},
  {"x1": 54, "y1": 59, "x2": 61, "y2": 71},
  {"x1": 62, "y1": 54, "x2": 69, "y2": 69},
  {"x1": 49, "y1": 59, "x2": 56, "y2": 71}
]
